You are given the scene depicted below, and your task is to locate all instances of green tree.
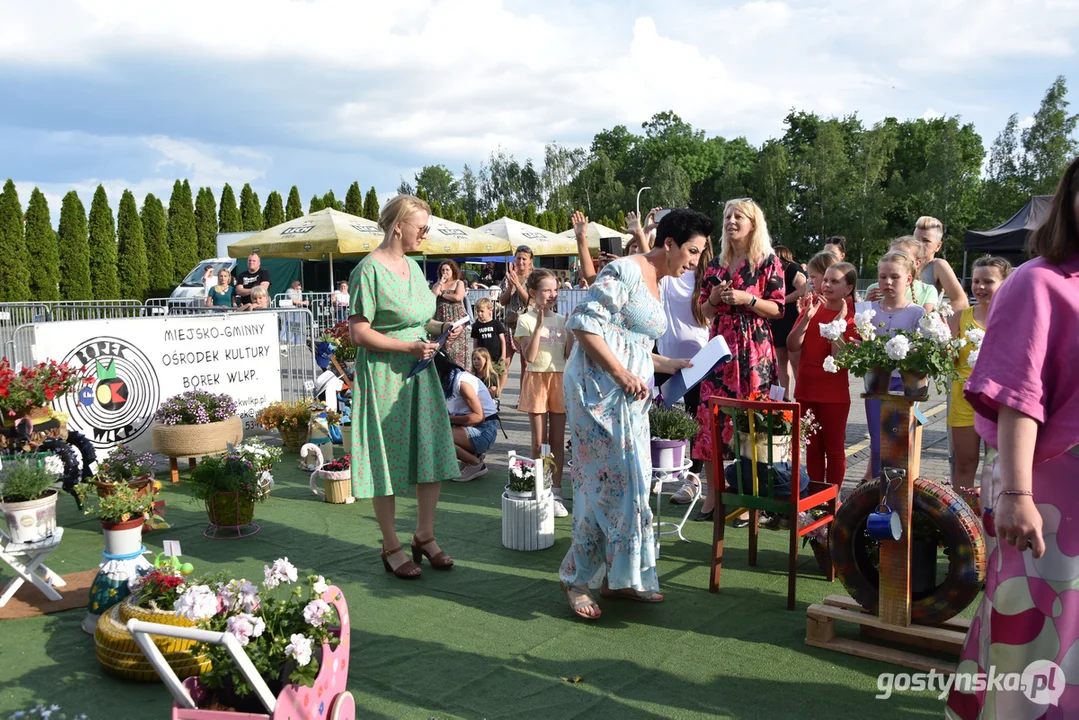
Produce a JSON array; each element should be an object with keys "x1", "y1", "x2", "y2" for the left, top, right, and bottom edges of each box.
[
  {"x1": 262, "y1": 191, "x2": 285, "y2": 229},
  {"x1": 415, "y1": 165, "x2": 459, "y2": 208},
  {"x1": 0, "y1": 180, "x2": 31, "y2": 301},
  {"x1": 1020, "y1": 75, "x2": 1079, "y2": 195},
  {"x1": 116, "y1": 190, "x2": 148, "y2": 299},
  {"x1": 523, "y1": 203, "x2": 537, "y2": 226},
  {"x1": 415, "y1": 186, "x2": 429, "y2": 202},
  {"x1": 218, "y1": 183, "x2": 242, "y2": 233},
  {"x1": 363, "y1": 187, "x2": 380, "y2": 221},
  {"x1": 980, "y1": 114, "x2": 1027, "y2": 227},
  {"x1": 88, "y1": 184, "x2": 120, "y2": 299},
  {"x1": 239, "y1": 184, "x2": 263, "y2": 231},
  {"x1": 555, "y1": 207, "x2": 569, "y2": 233},
  {"x1": 344, "y1": 182, "x2": 363, "y2": 216},
  {"x1": 309, "y1": 195, "x2": 324, "y2": 213},
  {"x1": 167, "y1": 180, "x2": 198, "y2": 283},
  {"x1": 57, "y1": 191, "x2": 92, "y2": 301},
  {"x1": 142, "y1": 193, "x2": 172, "y2": 297},
  {"x1": 430, "y1": 201, "x2": 443, "y2": 219},
  {"x1": 195, "y1": 187, "x2": 218, "y2": 259},
  {"x1": 321, "y1": 190, "x2": 343, "y2": 212},
  {"x1": 285, "y1": 186, "x2": 303, "y2": 220},
  {"x1": 24, "y1": 189, "x2": 60, "y2": 301},
  {"x1": 456, "y1": 209, "x2": 469, "y2": 226}
]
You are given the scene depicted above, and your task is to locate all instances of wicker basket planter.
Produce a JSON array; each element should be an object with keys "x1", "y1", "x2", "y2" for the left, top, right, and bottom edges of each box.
[
  {"x1": 206, "y1": 491, "x2": 255, "y2": 527},
  {"x1": 279, "y1": 426, "x2": 308, "y2": 454},
  {"x1": 737, "y1": 431, "x2": 792, "y2": 464},
  {"x1": 151, "y1": 416, "x2": 243, "y2": 458},
  {"x1": 1, "y1": 405, "x2": 51, "y2": 428},
  {"x1": 310, "y1": 468, "x2": 353, "y2": 504},
  {"x1": 95, "y1": 595, "x2": 211, "y2": 682}
]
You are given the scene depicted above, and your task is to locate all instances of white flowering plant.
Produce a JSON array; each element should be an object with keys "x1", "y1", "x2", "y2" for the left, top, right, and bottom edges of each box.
[
  {"x1": 172, "y1": 558, "x2": 338, "y2": 702},
  {"x1": 836, "y1": 309, "x2": 961, "y2": 393}
]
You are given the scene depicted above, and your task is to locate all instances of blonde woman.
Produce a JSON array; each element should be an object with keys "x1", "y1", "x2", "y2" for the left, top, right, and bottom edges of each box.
[
  {"x1": 348, "y1": 195, "x2": 464, "y2": 579},
  {"x1": 915, "y1": 216, "x2": 968, "y2": 311},
  {"x1": 692, "y1": 199, "x2": 786, "y2": 522},
  {"x1": 206, "y1": 268, "x2": 234, "y2": 307}
]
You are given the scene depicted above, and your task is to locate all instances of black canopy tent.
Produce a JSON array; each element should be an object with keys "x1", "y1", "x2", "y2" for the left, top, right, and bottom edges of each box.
[{"x1": 961, "y1": 196, "x2": 1051, "y2": 279}]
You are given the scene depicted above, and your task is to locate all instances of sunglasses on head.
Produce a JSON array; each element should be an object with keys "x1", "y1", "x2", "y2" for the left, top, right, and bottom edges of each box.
[{"x1": 516, "y1": 245, "x2": 533, "y2": 255}]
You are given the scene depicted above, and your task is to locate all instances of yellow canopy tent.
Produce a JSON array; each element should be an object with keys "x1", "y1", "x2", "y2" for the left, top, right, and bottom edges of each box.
[
  {"x1": 226, "y1": 208, "x2": 384, "y2": 289},
  {"x1": 556, "y1": 221, "x2": 630, "y2": 248},
  {"x1": 420, "y1": 216, "x2": 512, "y2": 257},
  {"x1": 476, "y1": 216, "x2": 590, "y2": 257},
  {"x1": 226, "y1": 208, "x2": 383, "y2": 260}
]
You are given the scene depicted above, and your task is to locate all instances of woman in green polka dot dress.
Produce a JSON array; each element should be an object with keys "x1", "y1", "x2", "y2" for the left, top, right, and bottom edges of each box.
[{"x1": 348, "y1": 195, "x2": 463, "y2": 579}]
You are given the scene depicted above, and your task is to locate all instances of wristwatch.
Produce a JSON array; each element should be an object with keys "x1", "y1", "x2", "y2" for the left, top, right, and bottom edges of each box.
[{"x1": 750, "y1": 296, "x2": 758, "y2": 308}]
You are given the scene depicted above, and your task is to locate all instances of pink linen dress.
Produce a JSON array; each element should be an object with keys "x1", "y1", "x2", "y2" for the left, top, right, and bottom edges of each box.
[{"x1": 947, "y1": 254, "x2": 1079, "y2": 719}]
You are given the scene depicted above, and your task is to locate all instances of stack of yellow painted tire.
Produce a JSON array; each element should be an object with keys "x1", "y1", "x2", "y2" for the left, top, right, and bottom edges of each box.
[{"x1": 95, "y1": 596, "x2": 211, "y2": 681}]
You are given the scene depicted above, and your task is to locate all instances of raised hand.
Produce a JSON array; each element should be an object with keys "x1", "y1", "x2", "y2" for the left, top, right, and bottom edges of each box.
[
  {"x1": 625, "y1": 211, "x2": 641, "y2": 233},
  {"x1": 572, "y1": 211, "x2": 589, "y2": 239},
  {"x1": 865, "y1": 286, "x2": 882, "y2": 302}
]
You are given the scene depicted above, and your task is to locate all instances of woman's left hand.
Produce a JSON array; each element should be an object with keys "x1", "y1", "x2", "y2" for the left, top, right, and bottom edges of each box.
[
  {"x1": 725, "y1": 288, "x2": 753, "y2": 306},
  {"x1": 655, "y1": 356, "x2": 693, "y2": 375},
  {"x1": 447, "y1": 324, "x2": 465, "y2": 342}
]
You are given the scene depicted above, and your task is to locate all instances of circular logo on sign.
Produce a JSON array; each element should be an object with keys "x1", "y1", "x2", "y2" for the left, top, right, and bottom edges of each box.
[
  {"x1": 303, "y1": 242, "x2": 312, "y2": 250},
  {"x1": 55, "y1": 337, "x2": 160, "y2": 450}
]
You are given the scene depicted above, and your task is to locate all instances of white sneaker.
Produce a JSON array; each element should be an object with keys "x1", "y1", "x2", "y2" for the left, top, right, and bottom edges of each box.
[
  {"x1": 670, "y1": 473, "x2": 701, "y2": 505},
  {"x1": 454, "y1": 462, "x2": 488, "y2": 482},
  {"x1": 552, "y1": 496, "x2": 569, "y2": 517}
]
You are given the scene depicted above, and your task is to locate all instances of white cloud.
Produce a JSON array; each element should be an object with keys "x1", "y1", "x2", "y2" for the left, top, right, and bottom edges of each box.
[
  {"x1": 922, "y1": 108, "x2": 945, "y2": 120},
  {"x1": 1018, "y1": 115, "x2": 1037, "y2": 129}
]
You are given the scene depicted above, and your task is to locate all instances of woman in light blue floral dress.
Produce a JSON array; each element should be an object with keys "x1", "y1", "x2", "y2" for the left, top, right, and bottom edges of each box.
[{"x1": 559, "y1": 210, "x2": 713, "y2": 621}]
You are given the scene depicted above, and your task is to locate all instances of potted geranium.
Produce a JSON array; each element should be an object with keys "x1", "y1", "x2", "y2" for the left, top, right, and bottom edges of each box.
[
  {"x1": 506, "y1": 453, "x2": 553, "y2": 498},
  {"x1": 309, "y1": 453, "x2": 352, "y2": 504},
  {"x1": 189, "y1": 454, "x2": 269, "y2": 536},
  {"x1": 0, "y1": 357, "x2": 88, "y2": 425},
  {"x1": 171, "y1": 559, "x2": 343, "y2": 714},
  {"x1": 648, "y1": 405, "x2": 700, "y2": 470},
  {"x1": 151, "y1": 390, "x2": 243, "y2": 463},
  {"x1": 836, "y1": 308, "x2": 960, "y2": 398},
  {"x1": 256, "y1": 401, "x2": 340, "y2": 454},
  {"x1": 96, "y1": 556, "x2": 211, "y2": 681},
  {"x1": 0, "y1": 456, "x2": 62, "y2": 543}
]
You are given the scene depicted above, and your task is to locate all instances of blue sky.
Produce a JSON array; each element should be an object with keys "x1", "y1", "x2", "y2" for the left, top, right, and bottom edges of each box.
[{"x1": 2, "y1": 0, "x2": 1077, "y2": 217}]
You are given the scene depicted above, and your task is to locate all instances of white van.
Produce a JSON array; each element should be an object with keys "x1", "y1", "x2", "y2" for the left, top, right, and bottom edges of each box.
[{"x1": 170, "y1": 258, "x2": 237, "y2": 300}]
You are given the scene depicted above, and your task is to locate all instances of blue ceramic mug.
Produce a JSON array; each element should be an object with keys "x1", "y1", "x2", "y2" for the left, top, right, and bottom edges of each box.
[{"x1": 866, "y1": 502, "x2": 902, "y2": 541}]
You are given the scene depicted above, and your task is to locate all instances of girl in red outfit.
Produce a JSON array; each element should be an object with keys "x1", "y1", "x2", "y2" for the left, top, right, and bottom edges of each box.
[{"x1": 787, "y1": 262, "x2": 858, "y2": 487}]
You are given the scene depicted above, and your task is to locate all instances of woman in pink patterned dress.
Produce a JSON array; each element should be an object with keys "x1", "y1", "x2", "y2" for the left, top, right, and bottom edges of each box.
[
  {"x1": 692, "y1": 199, "x2": 785, "y2": 522},
  {"x1": 947, "y1": 157, "x2": 1079, "y2": 719}
]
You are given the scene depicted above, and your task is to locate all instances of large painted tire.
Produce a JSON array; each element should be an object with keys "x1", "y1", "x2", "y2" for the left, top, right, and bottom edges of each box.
[{"x1": 830, "y1": 478, "x2": 985, "y2": 625}]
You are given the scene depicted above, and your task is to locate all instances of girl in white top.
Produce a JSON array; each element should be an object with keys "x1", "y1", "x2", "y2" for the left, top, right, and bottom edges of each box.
[{"x1": 514, "y1": 269, "x2": 573, "y2": 517}]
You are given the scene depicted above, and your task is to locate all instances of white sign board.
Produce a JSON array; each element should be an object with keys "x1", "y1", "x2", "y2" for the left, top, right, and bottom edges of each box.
[{"x1": 32, "y1": 313, "x2": 282, "y2": 452}]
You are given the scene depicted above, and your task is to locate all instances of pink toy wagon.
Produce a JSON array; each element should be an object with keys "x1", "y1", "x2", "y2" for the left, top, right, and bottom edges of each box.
[{"x1": 127, "y1": 586, "x2": 354, "y2": 720}]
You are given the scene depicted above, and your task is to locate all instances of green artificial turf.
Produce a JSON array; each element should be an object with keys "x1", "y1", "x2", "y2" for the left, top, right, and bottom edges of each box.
[{"x1": 0, "y1": 459, "x2": 958, "y2": 719}]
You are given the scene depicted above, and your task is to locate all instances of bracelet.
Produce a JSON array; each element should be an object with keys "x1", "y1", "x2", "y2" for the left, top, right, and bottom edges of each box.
[
  {"x1": 708, "y1": 296, "x2": 721, "y2": 308},
  {"x1": 1000, "y1": 490, "x2": 1033, "y2": 497},
  {"x1": 750, "y1": 296, "x2": 757, "y2": 308}
]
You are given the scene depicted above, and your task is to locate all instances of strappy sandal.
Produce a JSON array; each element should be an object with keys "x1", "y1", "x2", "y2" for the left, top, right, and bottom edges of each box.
[
  {"x1": 411, "y1": 535, "x2": 454, "y2": 570},
  {"x1": 381, "y1": 545, "x2": 422, "y2": 579},
  {"x1": 600, "y1": 581, "x2": 664, "y2": 603},
  {"x1": 560, "y1": 581, "x2": 602, "y2": 620}
]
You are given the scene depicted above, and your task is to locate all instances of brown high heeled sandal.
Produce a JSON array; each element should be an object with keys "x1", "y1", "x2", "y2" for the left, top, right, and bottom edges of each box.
[
  {"x1": 411, "y1": 535, "x2": 454, "y2": 570},
  {"x1": 381, "y1": 545, "x2": 422, "y2": 579}
]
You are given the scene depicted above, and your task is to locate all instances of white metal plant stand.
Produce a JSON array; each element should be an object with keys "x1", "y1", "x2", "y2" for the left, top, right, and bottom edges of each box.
[
  {"x1": 0, "y1": 527, "x2": 66, "y2": 606},
  {"x1": 652, "y1": 459, "x2": 697, "y2": 551}
]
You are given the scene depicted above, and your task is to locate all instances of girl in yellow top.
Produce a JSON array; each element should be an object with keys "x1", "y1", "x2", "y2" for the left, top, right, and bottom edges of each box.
[
  {"x1": 515, "y1": 269, "x2": 574, "y2": 517},
  {"x1": 948, "y1": 255, "x2": 1012, "y2": 489}
]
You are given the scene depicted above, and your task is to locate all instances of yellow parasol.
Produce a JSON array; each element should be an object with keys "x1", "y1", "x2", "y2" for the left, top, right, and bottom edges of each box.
[
  {"x1": 419, "y1": 215, "x2": 512, "y2": 257},
  {"x1": 476, "y1": 216, "x2": 589, "y2": 257},
  {"x1": 226, "y1": 208, "x2": 383, "y2": 260}
]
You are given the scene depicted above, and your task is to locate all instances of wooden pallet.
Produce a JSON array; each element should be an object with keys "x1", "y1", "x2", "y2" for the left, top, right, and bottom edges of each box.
[{"x1": 806, "y1": 595, "x2": 969, "y2": 674}]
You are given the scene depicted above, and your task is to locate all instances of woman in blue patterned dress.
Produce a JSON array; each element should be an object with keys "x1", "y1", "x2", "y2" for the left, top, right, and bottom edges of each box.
[{"x1": 559, "y1": 209, "x2": 713, "y2": 621}]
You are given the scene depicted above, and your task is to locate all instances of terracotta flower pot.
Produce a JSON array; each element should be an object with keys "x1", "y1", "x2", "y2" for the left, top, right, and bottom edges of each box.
[
  {"x1": 151, "y1": 416, "x2": 243, "y2": 458},
  {"x1": 101, "y1": 517, "x2": 145, "y2": 555}
]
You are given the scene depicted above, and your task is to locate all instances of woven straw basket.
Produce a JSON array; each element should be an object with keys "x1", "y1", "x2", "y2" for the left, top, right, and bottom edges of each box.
[
  {"x1": 151, "y1": 416, "x2": 243, "y2": 458},
  {"x1": 95, "y1": 596, "x2": 211, "y2": 682}
]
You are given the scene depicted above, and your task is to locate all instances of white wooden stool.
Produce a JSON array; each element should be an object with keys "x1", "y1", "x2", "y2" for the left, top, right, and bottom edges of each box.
[{"x1": 0, "y1": 527, "x2": 66, "y2": 607}]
